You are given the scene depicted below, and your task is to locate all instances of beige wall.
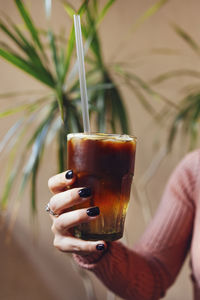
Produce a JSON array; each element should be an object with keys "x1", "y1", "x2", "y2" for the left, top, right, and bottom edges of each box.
[{"x1": 1, "y1": 0, "x2": 200, "y2": 299}]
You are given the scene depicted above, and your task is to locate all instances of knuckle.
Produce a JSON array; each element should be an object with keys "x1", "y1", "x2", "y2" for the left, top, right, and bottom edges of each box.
[
  {"x1": 88, "y1": 243, "x2": 97, "y2": 253},
  {"x1": 81, "y1": 242, "x2": 93, "y2": 253},
  {"x1": 67, "y1": 189, "x2": 80, "y2": 206},
  {"x1": 54, "y1": 217, "x2": 66, "y2": 232},
  {"x1": 75, "y1": 212, "x2": 84, "y2": 224},
  {"x1": 66, "y1": 189, "x2": 74, "y2": 202},
  {"x1": 49, "y1": 195, "x2": 57, "y2": 212},
  {"x1": 53, "y1": 237, "x2": 70, "y2": 253}
]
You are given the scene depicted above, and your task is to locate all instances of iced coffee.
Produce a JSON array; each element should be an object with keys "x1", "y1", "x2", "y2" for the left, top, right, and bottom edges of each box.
[{"x1": 67, "y1": 133, "x2": 136, "y2": 241}]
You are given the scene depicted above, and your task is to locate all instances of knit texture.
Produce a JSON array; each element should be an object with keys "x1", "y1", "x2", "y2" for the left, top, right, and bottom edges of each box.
[{"x1": 74, "y1": 150, "x2": 200, "y2": 300}]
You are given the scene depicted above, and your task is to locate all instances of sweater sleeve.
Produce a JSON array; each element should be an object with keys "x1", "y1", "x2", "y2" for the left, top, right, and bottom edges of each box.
[{"x1": 73, "y1": 150, "x2": 199, "y2": 300}]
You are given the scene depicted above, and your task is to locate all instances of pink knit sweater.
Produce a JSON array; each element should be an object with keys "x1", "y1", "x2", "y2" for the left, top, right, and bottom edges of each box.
[{"x1": 74, "y1": 150, "x2": 200, "y2": 300}]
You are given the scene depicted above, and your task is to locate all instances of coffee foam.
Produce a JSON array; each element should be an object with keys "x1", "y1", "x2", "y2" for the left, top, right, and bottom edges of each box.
[{"x1": 67, "y1": 133, "x2": 135, "y2": 142}]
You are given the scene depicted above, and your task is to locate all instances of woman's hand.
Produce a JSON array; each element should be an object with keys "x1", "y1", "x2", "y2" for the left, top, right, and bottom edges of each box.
[{"x1": 47, "y1": 170, "x2": 107, "y2": 255}]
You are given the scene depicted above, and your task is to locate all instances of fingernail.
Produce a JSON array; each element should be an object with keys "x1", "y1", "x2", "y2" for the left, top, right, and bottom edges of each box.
[
  {"x1": 79, "y1": 187, "x2": 91, "y2": 198},
  {"x1": 65, "y1": 170, "x2": 73, "y2": 180},
  {"x1": 96, "y1": 244, "x2": 105, "y2": 251},
  {"x1": 86, "y1": 206, "x2": 100, "y2": 217}
]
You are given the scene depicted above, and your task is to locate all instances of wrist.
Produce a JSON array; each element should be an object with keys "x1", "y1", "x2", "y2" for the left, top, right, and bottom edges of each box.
[{"x1": 73, "y1": 242, "x2": 110, "y2": 268}]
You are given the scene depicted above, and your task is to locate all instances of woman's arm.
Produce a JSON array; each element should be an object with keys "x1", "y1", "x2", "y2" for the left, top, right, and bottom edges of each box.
[{"x1": 74, "y1": 150, "x2": 199, "y2": 300}]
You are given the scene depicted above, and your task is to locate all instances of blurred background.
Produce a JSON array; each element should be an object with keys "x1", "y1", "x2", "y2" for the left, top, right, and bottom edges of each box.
[{"x1": 1, "y1": 0, "x2": 200, "y2": 299}]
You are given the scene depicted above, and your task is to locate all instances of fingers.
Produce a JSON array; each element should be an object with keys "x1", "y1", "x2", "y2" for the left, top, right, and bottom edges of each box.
[
  {"x1": 51, "y1": 207, "x2": 105, "y2": 255},
  {"x1": 48, "y1": 170, "x2": 106, "y2": 256},
  {"x1": 53, "y1": 234, "x2": 107, "y2": 255},
  {"x1": 48, "y1": 170, "x2": 75, "y2": 194},
  {"x1": 49, "y1": 187, "x2": 92, "y2": 215},
  {"x1": 52, "y1": 207, "x2": 100, "y2": 234}
]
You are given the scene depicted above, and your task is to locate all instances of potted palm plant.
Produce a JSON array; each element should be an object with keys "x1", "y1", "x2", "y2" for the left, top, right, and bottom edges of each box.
[
  {"x1": 0, "y1": 0, "x2": 169, "y2": 223},
  {"x1": 151, "y1": 24, "x2": 200, "y2": 150}
]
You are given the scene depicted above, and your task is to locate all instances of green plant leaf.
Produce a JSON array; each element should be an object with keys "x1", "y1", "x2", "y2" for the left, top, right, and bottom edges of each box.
[
  {"x1": 63, "y1": 2, "x2": 76, "y2": 17},
  {"x1": 94, "y1": 72, "x2": 129, "y2": 134},
  {"x1": 92, "y1": 0, "x2": 98, "y2": 14},
  {"x1": 145, "y1": 47, "x2": 181, "y2": 56},
  {"x1": 19, "y1": 134, "x2": 45, "y2": 202},
  {"x1": 126, "y1": 82, "x2": 157, "y2": 117},
  {"x1": 168, "y1": 93, "x2": 200, "y2": 149},
  {"x1": 189, "y1": 102, "x2": 200, "y2": 149},
  {"x1": 27, "y1": 101, "x2": 58, "y2": 147},
  {"x1": 19, "y1": 110, "x2": 56, "y2": 209},
  {"x1": 1, "y1": 166, "x2": 19, "y2": 210},
  {"x1": 167, "y1": 117, "x2": 179, "y2": 151},
  {"x1": 48, "y1": 31, "x2": 61, "y2": 80},
  {"x1": 110, "y1": 0, "x2": 169, "y2": 62},
  {"x1": 151, "y1": 69, "x2": 200, "y2": 85},
  {"x1": 0, "y1": 113, "x2": 35, "y2": 209},
  {"x1": 0, "y1": 103, "x2": 31, "y2": 117},
  {"x1": 45, "y1": 117, "x2": 62, "y2": 145},
  {"x1": 31, "y1": 155, "x2": 39, "y2": 215},
  {"x1": 63, "y1": 0, "x2": 107, "y2": 71},
  {"x1": 0, "y1": 95, "x2": 50, "y2": 118},
  {"x1": 0, "y1": 17, "x2": 45, "y2": 68},
  {"x1": 63, "y1": 0, "x2": 89, "y2": 18},
  {"x1": 0, "y1": 97, "x2": 50, "y2": 161},
  {"x1": 56, "y1": 89, "x2": 64, "y2": 122},
  {"x1": 96, "y1": 0, "x2": 116, "y2": 26},
  {"x1": 172, "y1": 24, "x2": 200, "y2": 56},
  {"x1": 0, "y1": 48, "x2": 55, "y2": 87},
  {"x1": 62, "y1": 0, "x2": 89, "y2": 82},
  {"x1": 96, "y1": 91, "x2": 106, "y2": 132},
  {"x1": 0, "y1": 120, "x2": 22, "y2": 153},
  {"x1": 0, "y1": 19, "x2": 53, "y2": 84},
  {"x1": 57, "y1": 125, "x2": 66, "y2": 172},
  {"x1": 15, "y1": 0, "x2": 44, "y2": 51},
  {"x1": 131, "y1": 0, "x2": 169, "y2": 33},
  {"x1": 181, "y1": 83, "x2": 200, "y2": 94},
  {"x1": 1, "y1": 99, "x2": 50, "y2": 154},
  {"x1": 74, "y1": 82, "x2": 114, "y2": 95},
  {"x1": 115, "y1": 66, "x2": 179, "y2": 110},
  {"x1": 63, "y1": 26, "x2": 75, "y2": 80},
  {"x1": 0, "y1": 100, "x2": 57, "y2": 211},
  {"x1": 0, "y1": 21, "x2": 25, "y2": 50},
  {"x1": 83, "y1": 18, "x2": 102, "y2": 63},
  {"x1": 30, "y1": 107, "x2": 57, "y2": 216},
  {"x1": 66, "y1": 102, "x2": 83, "y2": 133},
  {"x1": 110, "y1": 87, "x2": 129, "y2": 134},
  {"x1": 11, "y1": 22, "x2": 49, "y2": 68},
  {"x1": 75, "y1": 0, "x2": 115, "y2": 66}
]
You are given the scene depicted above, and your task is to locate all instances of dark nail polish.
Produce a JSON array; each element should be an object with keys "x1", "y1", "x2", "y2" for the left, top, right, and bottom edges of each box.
[
  {"x1": 96, "y1": 244, "x2": 105, "y2": 251},
  {"x1": 79, "y1": 187, "x2": 91, "y2": 198},
  {"x1": 65, "y1": 170, "x2": 73, "y2": 180},
  {"x1": 86, "y1": 206, "x2": 100, "y2": 217}
]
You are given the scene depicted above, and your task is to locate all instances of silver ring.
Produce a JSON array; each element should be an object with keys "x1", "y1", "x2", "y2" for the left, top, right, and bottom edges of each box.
[{"x1": 45, "y1": 203, "x2": 58, "y2": 217}]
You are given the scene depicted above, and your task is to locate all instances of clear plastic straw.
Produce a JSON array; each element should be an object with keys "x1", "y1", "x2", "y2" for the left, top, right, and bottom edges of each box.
[{"x1": 73, "y1": 15, "x2": 90, "y2": 133}]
